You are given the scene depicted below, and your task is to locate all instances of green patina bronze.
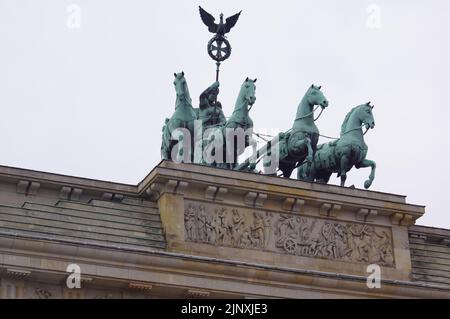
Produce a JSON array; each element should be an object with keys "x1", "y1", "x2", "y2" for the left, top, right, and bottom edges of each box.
[
  {"x1": 237, "y1": 85, "x2": 328, "y2": 175},
  {"x1": 161, "y1": 72, "x2": 196, "y2": 161},
  {"x1": 199, "y1": 6, "x2": 241, "y2": 81},
  {"x1": 203, "y1": 77, "x2": 257, "y2": 169},
  {"x1": 298, "y1": 102, "x2": 376, "y2": 188},
  {"x1": 276, "y1": 85, "x2": 329, "y2": 178},
  {"x1": 195, "y1": 81, "x2": 226, "y2": 128},
  {"x1": 161, "y1": 72, "x2": 257, "y2": 169},
  {"x1": 160, "y1": 7, "x2": 378, "y2": 189}
]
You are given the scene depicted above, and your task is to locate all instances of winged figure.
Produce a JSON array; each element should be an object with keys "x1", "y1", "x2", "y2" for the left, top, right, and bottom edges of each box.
[{"x1": 199, "y1": 6, "x2": 242, "y2": 37}]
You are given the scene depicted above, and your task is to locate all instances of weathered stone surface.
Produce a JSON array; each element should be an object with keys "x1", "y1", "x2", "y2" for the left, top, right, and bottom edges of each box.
[
  {"x1": 0, "y1": 161, "x2": 448, "y2": 299},
  {"x1": 0, "y1": 183, "x2": 166, "y2": 251},
  {"x1": 409, "y1": 225, "x2": 450, "y2": 287},
  {"x1": 145, "y1": 161, "x2": 424, "y2": 281}
]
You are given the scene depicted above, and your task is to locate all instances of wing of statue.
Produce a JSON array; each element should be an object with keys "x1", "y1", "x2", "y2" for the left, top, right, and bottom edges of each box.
[
  {"x1": 224, "y1": 11, "x2": 242, "y2": 33},
  {"x1": 199, "y1": 6, "x2": 217, "y2": 33}
]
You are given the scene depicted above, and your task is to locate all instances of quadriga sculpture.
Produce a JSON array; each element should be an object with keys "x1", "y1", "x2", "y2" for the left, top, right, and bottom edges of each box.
[
  {"x1": 298, "y1": 102, "x2": 376, "y2": 189},
  {"x1": 161, "y1": 72, "x2": 197, "y2": 162}
]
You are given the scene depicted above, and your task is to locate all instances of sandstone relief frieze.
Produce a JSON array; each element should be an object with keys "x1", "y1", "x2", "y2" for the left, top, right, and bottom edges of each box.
[{"x1": 184, "y1": 201, "x2": 395, "y2": 266}]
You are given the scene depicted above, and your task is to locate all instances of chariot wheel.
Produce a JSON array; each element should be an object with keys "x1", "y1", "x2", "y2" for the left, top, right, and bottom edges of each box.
[
  {"x1": 284, "y1": 238, "x2": 297, "y2": 254},
  {"x1": 207, "y1": 36, "x2": 231, "y2": 62}
]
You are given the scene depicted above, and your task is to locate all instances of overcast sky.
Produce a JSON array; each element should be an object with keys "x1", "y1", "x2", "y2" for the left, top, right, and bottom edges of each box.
[{"x1": 1, "y1": 1, "x2": 449, "y2": 228}]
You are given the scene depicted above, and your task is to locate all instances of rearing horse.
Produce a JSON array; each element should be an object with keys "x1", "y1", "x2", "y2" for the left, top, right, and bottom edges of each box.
[
  {"x1": 299, "y1": 102, "x2": 376, "y2": 188},
  {"x1": 277, "y1": 85, "x2": 329, "y2": 178},
  {"x1": 161, "y1": 72, "x2": 197, "y2": 162}
]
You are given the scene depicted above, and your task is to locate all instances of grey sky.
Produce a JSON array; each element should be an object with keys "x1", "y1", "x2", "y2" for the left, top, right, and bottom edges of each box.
[{"x1": 1, "y1": 1, "x2": 449, "y2": 228}]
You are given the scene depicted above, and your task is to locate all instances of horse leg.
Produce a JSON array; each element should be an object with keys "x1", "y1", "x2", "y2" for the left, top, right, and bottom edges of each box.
[
  {"x1": 278, "y1": 160, "x2": 294, "y2": 178},
  {"x1": 304, "y1": 137, "x2": 313, "y2": 162},
  {"x1": 339, "y1": 155, "x2": 351, "y2": 187},
  {"x1": 357, "y1": 159, "x2": 376, "y2": 189},
  {"x1": 307, "y1": 161, "x2": 316, "y2": 181},
  {"x1": 315, "y1": 170, "x2": 332, "y2": 184},
  {"x1": 282, "y1": 167, "x2": 294, "y2": 178},
  {"x1": 303, "y1": 137, "x2": 315, "y2": 180},
  {"x1": 161, "y1": 123, "x2": 172, "y2": 160},
  {"x1": 161, "y1": 139, "x2": 168, "y2": 160},
  {"x1": 226, "y1": 141, "x2": 238, "y2": 169},
  {"x1": 297, "y1": 161, "x2": 314, "y2": 181},
  {"x1": 247, "y1": 137, "x2": 258, "y2": 171},
  {"x1": 294, "y1": 137, "x2": 314, "y2": 180}
]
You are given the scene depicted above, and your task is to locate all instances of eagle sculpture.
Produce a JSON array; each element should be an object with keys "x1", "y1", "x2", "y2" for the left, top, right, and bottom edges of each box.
[{"x1": 199, "y1": 6, "x2": 242, "y2": 37}]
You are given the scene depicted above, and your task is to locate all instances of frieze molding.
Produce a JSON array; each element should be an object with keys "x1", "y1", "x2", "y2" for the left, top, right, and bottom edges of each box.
[{"x1": 184, "y1": 201, "x2": 395, "y2": 266}]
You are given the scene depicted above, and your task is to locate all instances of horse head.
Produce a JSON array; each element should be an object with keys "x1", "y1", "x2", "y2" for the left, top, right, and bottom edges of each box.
[
  {"x1": 173, "y1": 71, "x2": 191, "y2": 104},
  {"x1": 240, "y1": 77, "x2": 257, "y2": 106},
  {"x1": 357, "y1": 102, "x2": 376, "y2": 130},
  {"x1": 307, "y1": 84, "x2": 328, "y2": 109},
  {"x1": 340, "y1": 102, "x2": 375, "y2": 136}
]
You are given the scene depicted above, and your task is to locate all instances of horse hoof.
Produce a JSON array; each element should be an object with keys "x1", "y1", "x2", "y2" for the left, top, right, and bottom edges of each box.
[
  {"x1": 364, "y1": 180, "x2": 372, "y2": 189},
  {"x1": 349, "y1": 185, "x2": 355, "y2": 189}
]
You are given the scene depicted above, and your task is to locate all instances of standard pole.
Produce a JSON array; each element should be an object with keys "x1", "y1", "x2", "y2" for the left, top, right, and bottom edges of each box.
[{"x1": 215, "y1": 62, "x2": 221, "y2": 82}]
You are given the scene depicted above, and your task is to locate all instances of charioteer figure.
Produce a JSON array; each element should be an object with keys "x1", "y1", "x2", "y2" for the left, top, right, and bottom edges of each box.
[{"x1": 196, "y1": 81, "x2": 226, "y2": 128}]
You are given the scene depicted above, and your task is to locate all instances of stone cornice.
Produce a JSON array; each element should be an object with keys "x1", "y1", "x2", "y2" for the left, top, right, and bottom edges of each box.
[
  {"x1": 141, "y1": 161, "x2": 425, "y2": 224},
  {"x1": 0, "y1": 162, "x2": 426, "y2": 225},
  {"x1": 0, "y1": 165, "x2": 137, "y2": 196}
]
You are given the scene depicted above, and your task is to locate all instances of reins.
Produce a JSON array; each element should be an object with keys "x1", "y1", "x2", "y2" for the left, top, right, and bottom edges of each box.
[{"x1": 294, "y1": 106, "x2": 324, "y2": 122}]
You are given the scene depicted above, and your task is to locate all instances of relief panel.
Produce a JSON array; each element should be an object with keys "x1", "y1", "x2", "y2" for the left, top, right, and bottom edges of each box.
[{"x1": 184, "y1": 201, "x2": 394, "y2": 266}]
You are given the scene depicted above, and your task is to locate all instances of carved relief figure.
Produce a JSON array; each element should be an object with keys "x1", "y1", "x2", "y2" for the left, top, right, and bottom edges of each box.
[
  {"x1": 184, "y1": 204, "x2": 197, "y2": 241},
  {"x1": 215, "y1": 207, "x2": 229, "y2": 245},
  {"x1": 274, "y1": 217, "x2": 394, "y2": 266},
  {"x1": 205, "y1": 213, "x2": 216, "y2": 243},
  {"x1": 373, "y1": 230, "x2": 394, "y2": 265},
  {"x1": 251, "y1": 212, "x2": 265, "y2": 248},
  {"x1": 184, "y1": 203, "x2": 271, "y2": 250},
  {"x1": 196, "y1": 205, "x2": 208, "y2": 242},
  {"x1": 275, "y1": 215, "x2": 299, "y2": 249},
  {"x1": 230, "y1": 208, "x2": 244, "y2": 245}
]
